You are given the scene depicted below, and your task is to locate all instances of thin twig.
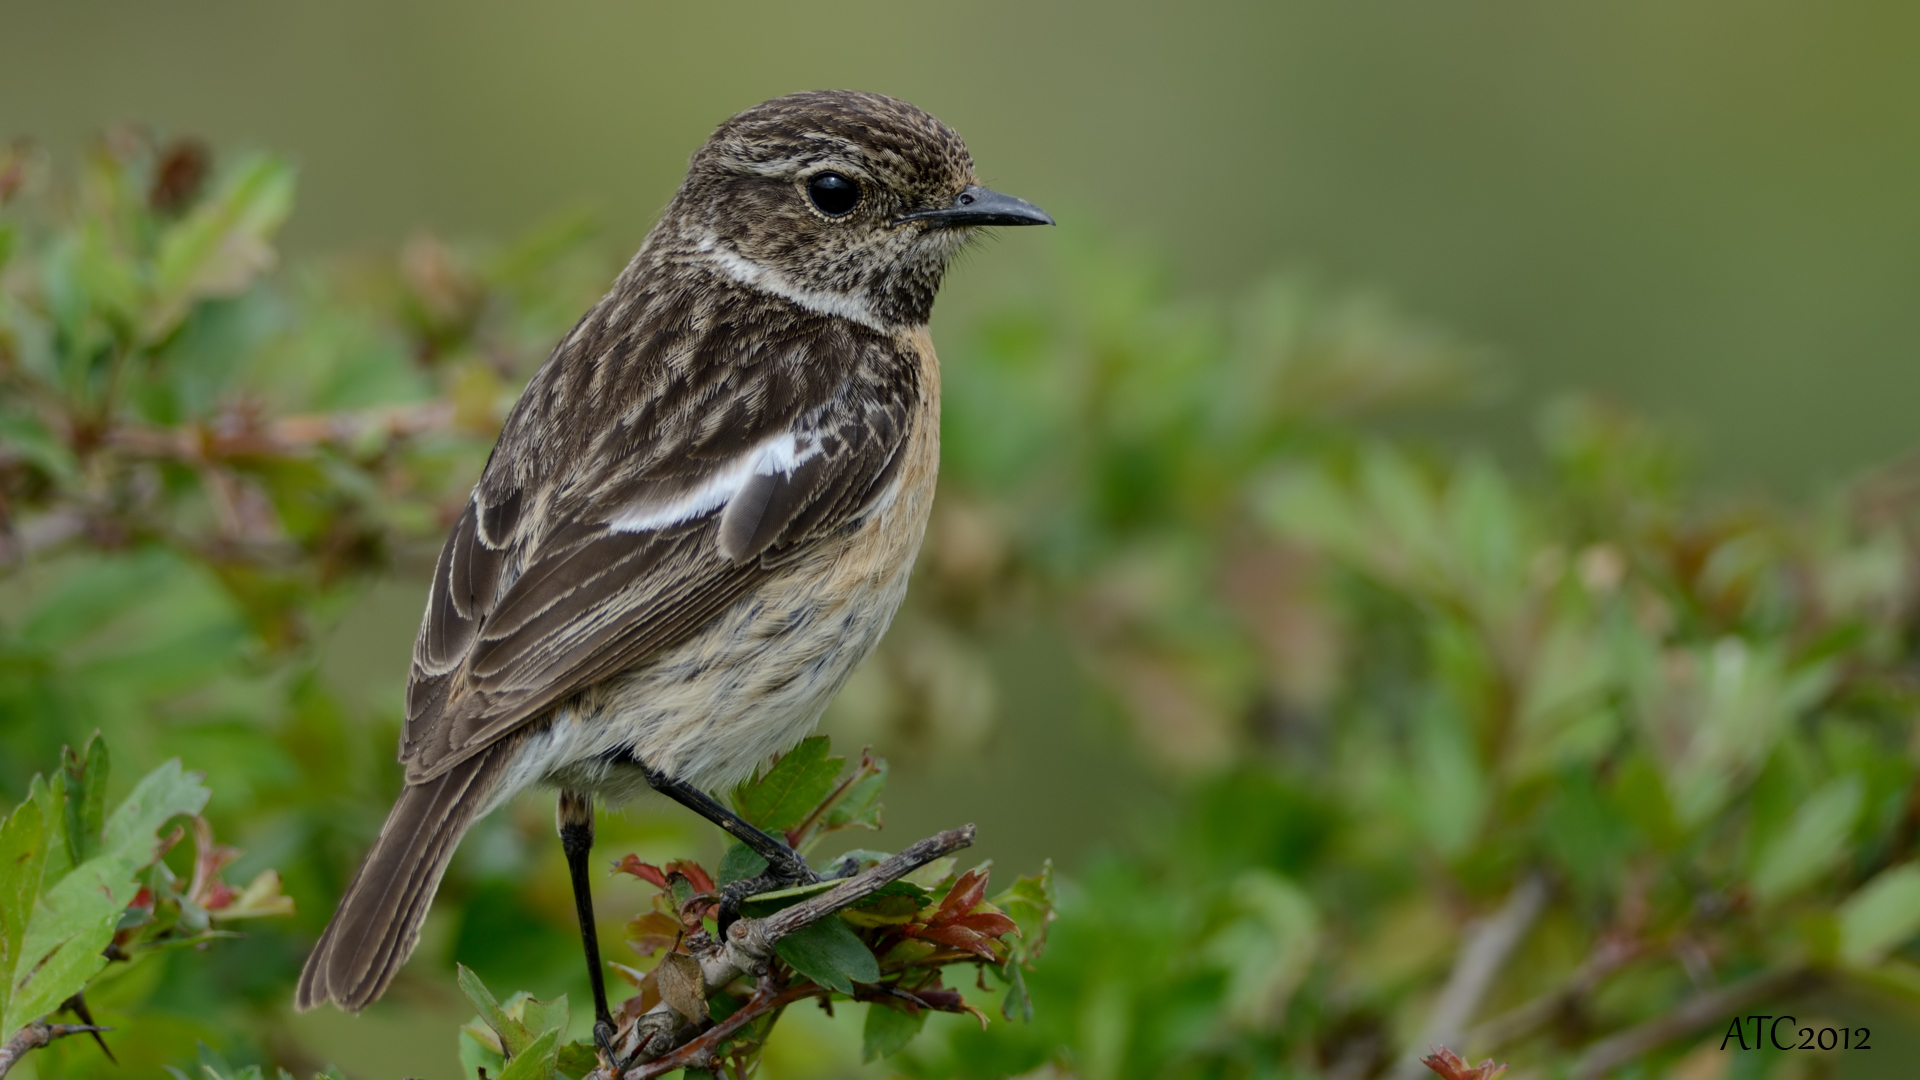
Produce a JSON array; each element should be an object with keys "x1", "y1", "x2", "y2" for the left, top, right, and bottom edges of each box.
[
  {"x1": 0, "y1": 1021, "x2": 114, "y2": 1079},
  {"x1": 1463, "y1": 933, "x2": 1642, "y2": 1054},
  {"x1": 1390, "y1": 874, "x2": 1549, "y2": 1080},
  {"x1": 1569, "y1": 966, "x2": 1816, "y2": 1080},
  {"x1": 762, "y1": 826, "x2": 975, "y2": 942}
]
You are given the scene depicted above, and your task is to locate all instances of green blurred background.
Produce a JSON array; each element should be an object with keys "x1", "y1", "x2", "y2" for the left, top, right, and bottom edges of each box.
[
  {"x1": 8, "y1": 0, "x2": 1920, "y2": 485},
  {"x1": 6, "y1": 2, "x2": 1920, "y2": 1078}
]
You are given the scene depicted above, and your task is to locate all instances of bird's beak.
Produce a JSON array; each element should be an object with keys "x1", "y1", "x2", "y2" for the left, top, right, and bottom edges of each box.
[{"x1": 895, "y1": 184, "x2": 1055, "y2": 228}]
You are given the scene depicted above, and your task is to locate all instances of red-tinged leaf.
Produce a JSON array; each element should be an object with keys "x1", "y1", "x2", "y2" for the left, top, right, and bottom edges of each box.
[
  {"x1": 1420, "y1": 1047, "x2": 1507, "y2": 1080},
  {"x1": 914, "y1": 924, "x2": 1001, "y2": 961},
  {"x1": 130, "y1": 887, "x2": 154, "y2": 910},
  {"x1": 664, "y1": 858, "x2": 716, "y2": 894},
  {"x1": 614, "y1": 855, "x2": 669, "y2": 888},
  {"x1": 951, "y1": 910, "x2": 1018, "y2": 938},
  {"x1": 201, "y1": 881, "x2": 237, "y2": 910},
  {"x1": 935, "y1": 868, "x2": 990, "y2": 924},
  {"x1": 625, "y1": 911, "x2": 680, "y2": 957}
]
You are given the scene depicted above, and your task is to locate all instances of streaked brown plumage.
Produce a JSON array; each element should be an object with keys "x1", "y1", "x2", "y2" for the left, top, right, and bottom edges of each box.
[{"x1": 295, "y1": 90, "x2": 1051, "y2": 1023}]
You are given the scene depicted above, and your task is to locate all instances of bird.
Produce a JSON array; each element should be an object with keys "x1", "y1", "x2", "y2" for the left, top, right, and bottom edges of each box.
[{"x1": 293, "y1": 90, "x2": 1053, "y2": 1053}]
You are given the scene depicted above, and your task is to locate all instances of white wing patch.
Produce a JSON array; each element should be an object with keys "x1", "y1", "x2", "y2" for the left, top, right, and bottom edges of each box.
[{"x1": 607, "y1": 432, "x2": 823, "y2": 535}]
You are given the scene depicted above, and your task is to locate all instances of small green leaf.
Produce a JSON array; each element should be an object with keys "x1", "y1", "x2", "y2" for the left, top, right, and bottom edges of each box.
[
  {"x1": 823, "y1": 760, "x2": 888, "y2": 832},
  {"x1": 457, "y1": 964, "x2": 537, "y2": 1057},
  {"x1": 554, "y1": 1040, "x2": 599, "y2": 1080},
  {"x1": 996, "y1": 860, "x2": 1056, "y2": 963},
  {"x1": 1839, "y1": 863, "x2": 1920, "y2": 966},
  {"x1": 1752, "y1": 777, "x2": 1863, "y2": 904},
  {"x1": 460, "y1": 1017, "x2": 508, "y2": 1080},
  {"x1": 100, "y1": 758, "x2": 210, "y2": 867},
  {"x1": 717, "y1": 842, "x2": 769, "y2": 887},
  {"x1": 517, "y1": 991, "x2": 569, "y2": 1038},
  {"x1": 0, "y1": 793, "x2": 50, "y2": 1039},
  {"x1": 494, "y1": 1026, "x2": 560, "y2": 1080},
  {"x1": 1001, "y1": 961, "x2": 1033, "y2": 1022},
  {"x1": 775, "y1": 914, "x2": 879, "y2": 995},
  {"x1": 732, "y1": 737, "x2": 842, "y2": 833},
  {"x1": 902, "y1": 857, "x2": 957, "y2": 891},
  {"x1": 862, "y1": 1001, "x2": 926, "y2": 1061},
  {"x1": 62, "y1": 734, "x2": 109, "y2": 867}
]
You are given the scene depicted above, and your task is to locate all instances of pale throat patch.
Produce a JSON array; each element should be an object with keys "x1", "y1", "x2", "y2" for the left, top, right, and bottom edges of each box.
[
  {"x1": 689, "y1": 234, "x2": 889, "y2": 332},
  {"x1": 607, "y1": 431, "x2": 824, "y2": 534}
]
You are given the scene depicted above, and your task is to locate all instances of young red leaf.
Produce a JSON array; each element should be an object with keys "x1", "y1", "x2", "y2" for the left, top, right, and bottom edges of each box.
[
  {"x1": 613, "y1": 855, "x2": 669, "y2": 889},
  {"x1": 950, "y1": 910, "x2": 1018, "y2": 938},
  {"x1": 663, "y1": 858, "x2": 716, "y2": 894},
  {"x1": 935, "y1": 868, "x2": 990, "y2": 924},
  {"x1": 912, "y1": 923, "x2": 1002, "y2": 961},
  {"x1": 625, "y1": 911, "x2": 680, "y2": 957}
]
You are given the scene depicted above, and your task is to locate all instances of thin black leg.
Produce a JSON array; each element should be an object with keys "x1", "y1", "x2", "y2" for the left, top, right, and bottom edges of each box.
[
  {"x1": 638, "y1": 764, "x2": 816, "y2": 884},
  {"x1": 557, "y1": 790, "x2": 622, "y2": 1065}
]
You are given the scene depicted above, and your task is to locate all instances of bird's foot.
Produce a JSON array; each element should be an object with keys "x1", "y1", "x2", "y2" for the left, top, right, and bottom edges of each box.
[
  {"x1": 715, "y1": 850, "x2": 825, "y2": 934},
  {"x1": 594, "y1": 1016, "x2": 628, "y2": 1074}
]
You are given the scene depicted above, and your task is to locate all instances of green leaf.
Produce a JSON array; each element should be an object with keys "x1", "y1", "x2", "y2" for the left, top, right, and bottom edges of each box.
[
  {"x1": 1001, "y1": 960, "x2": 1033, "y2": 1022},
  {"x1": 516, "y1": 991, "x2": 569, "y2": 1039},
  {"x1": 1839, "y1": 863, "x2": 1920, "y2": 966},
  {"x1": 99, "y1": 758, "x2": 210, "y2": 866},
  {"x1": 731, "y1": 737, "x2": 842, "y2": 833},
  {"x1": 717, "y1": 842, "x2": 769, "y2": 887},
  {"x1": 147, "y1": 155, "x2": 295, "y2": 342},
  {"x1": 457, "y1": 964, "x2": 537, "y2": 1057},
  {"x1": 0, "y1": 793, "x2": 50, "y2": 1040},
  {"x1": 62, "y1": 734, "x2": 109, "y2": 867},
  {"x1": 5, "y1": 757, "x2": 207, "y2": 1039},
  {"x1": 822, "y1": 760, "x2": 888, "y2": 832},
  {"x1": 996, "y1": 860, "x2": 1056, "y2": 963},
  {"x1": 554, "y1": 1040, "x2": 599, "y2": 1080},
  {"x1": 459, "y1": 1018, "x2": 507, "y2": 1080},
  {"x1": 1751, "y1": 776, "x2": 1863, "y2": 904},
  {"x1": 862, "y1": 1001, "x2": 926, "y2": 1061},
  {"x1": 775, "y1": 914, "x2": 879, "y2": 995},
  {"x1": 494, "y1": 1026, "x2": 560, "y2": 1080}
]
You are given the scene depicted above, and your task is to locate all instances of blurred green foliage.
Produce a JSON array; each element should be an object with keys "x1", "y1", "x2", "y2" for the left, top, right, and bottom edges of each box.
[{"x1": 4, "y1": 135, "x2": 1920, "y2": 1079}]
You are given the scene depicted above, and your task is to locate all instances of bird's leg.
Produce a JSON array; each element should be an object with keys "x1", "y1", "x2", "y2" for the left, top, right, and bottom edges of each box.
[
  {"x1": 557, "y1": 790, "x2": 623, "y2": 1067},
  {"x1": 639, "y1": 764, "x2": 817, "y2": 884},
  {"x1": 637, "y1": 763, "x2": 825, "y2": 933}
]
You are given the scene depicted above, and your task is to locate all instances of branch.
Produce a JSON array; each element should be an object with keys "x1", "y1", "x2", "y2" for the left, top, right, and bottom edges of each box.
[
  {"x1": 0, "y1": 1022, "x2": 113, "y2": 1079},
  {"x1": 1569, "y1": 966, "x2": 1816, "y2": 1080},
  {"x1": 1462, "y1": 933, "x2": 1643, "y2": 1053},
  {"x1": 1389, "y1": 874, "x2": 1549, "y2": 1080},
  {"x1": 602, "y1": 824, "x2": 977, "y2": 1075}
]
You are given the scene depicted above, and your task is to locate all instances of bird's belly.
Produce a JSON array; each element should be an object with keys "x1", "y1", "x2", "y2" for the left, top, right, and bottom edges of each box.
[{"x1": 521, "y1": 498, "x2": 932, "y2": 802}]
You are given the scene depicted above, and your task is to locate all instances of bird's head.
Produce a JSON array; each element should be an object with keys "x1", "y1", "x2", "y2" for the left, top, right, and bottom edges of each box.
[{"x1": 660, "y1": 90, "x2": 1053, "y2": 329}]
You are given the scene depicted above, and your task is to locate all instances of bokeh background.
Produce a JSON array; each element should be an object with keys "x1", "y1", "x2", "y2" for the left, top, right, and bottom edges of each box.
[{"x1": 5, "y1": 2, "x2": 1920, "y2": 1078}]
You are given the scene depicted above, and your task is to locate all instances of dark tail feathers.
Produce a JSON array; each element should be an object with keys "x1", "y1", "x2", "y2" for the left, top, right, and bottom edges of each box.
[{"x1": 296, "y1": 742, "x2": 514, "y2": 1011}]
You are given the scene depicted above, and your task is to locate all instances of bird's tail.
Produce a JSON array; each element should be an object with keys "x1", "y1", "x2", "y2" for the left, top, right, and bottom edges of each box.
[{"x1": 296, "y1": 742, "x2": 517, "y2": 1011}]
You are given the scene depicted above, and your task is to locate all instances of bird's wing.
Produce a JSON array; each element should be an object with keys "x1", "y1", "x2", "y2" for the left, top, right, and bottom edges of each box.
[{"x1": 400, "y1": 294, "x2": 920, "y2": 782}]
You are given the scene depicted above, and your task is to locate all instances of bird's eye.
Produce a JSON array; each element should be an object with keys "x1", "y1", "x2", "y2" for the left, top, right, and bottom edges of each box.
[{"x1": 806, "y1": 173, "x2": 860, "y2": 217}]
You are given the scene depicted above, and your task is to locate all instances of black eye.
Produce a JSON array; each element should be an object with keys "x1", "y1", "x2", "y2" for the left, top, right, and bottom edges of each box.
[{"x1": 806, "y1": 172, "x2": 860, "y2": 217}]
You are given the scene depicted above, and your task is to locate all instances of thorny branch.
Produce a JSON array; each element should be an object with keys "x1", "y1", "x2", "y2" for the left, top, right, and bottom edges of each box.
[
  {"x1": 595, "y1": 825, "x2": 978, "y2": 1078},
  {"x1": 0, "y1": 1022, "x2": 113, "y2": 1079}
]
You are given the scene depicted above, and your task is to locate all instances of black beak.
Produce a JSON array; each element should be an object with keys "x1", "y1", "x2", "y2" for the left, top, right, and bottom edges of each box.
[{"x1": 895, "y1": 184, "x2": 1055, "y2": 228}]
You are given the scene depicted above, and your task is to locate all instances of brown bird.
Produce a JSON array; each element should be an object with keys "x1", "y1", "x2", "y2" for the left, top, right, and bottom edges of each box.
[{"x1": 293, "y1": 90, "x2": 1052, "y2": 1051}]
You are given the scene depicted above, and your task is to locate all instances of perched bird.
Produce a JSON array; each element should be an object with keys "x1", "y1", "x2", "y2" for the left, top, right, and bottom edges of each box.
[{"x1": 294, "y1": 90, "x2": 1053, "y2": 1050}]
